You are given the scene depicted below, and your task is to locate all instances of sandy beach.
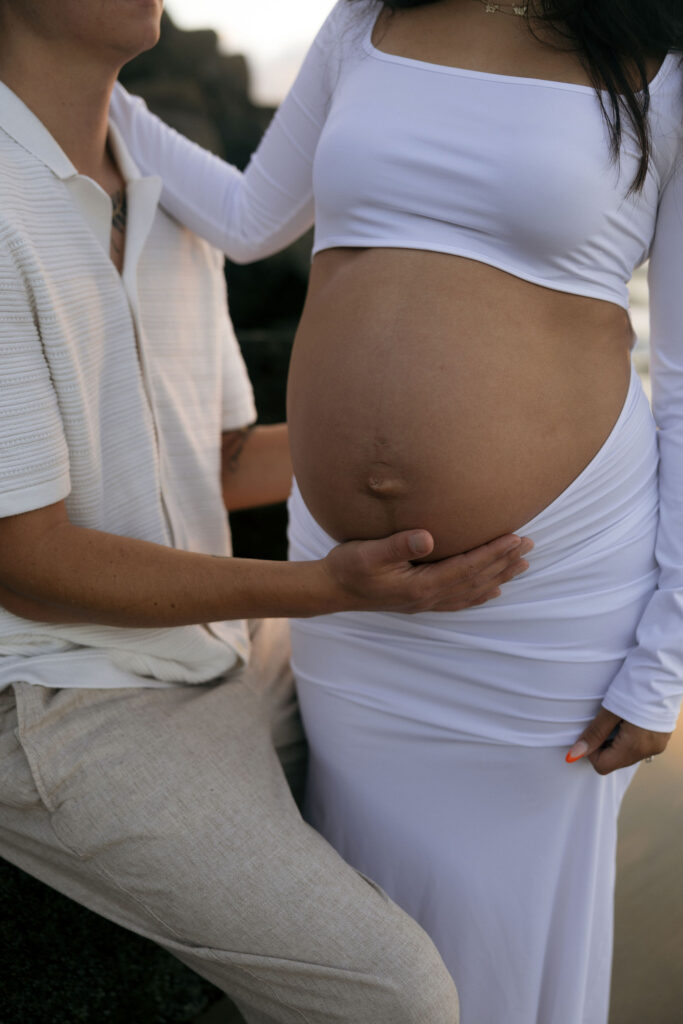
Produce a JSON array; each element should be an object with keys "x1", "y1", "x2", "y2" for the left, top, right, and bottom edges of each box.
[{"x1": 611, "y1": 708, "x2": 683, "y2": 1023}]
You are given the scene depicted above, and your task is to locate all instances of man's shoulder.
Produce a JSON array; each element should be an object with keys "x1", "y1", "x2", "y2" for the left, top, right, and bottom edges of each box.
[
  {"x1": 0, "y1": 129, "x2": 74, "y2": 269},
  {"x1": 0, "y1": 124, "x2": 45, "y2": 173},
  {"x1": 0, "y1": 126, "x2": 60, "y2": 208}
]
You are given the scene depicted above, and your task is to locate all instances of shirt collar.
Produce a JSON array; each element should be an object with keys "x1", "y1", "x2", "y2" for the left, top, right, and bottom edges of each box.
[
  {"x1": 0, "y1": 79, "x2": 145, "y2": 185},
  {"x1": 0, "y1": 79, "x2": 162, "y2": 290},
  {"x1": 107, "y1": 118, "x2": 143, "y2": 184},
  {"x1": 0, "y1": 80, "x2": 78, "y2": 179}
]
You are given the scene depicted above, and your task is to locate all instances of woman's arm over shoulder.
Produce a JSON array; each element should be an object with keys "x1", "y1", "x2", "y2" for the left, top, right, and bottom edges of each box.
[
  {"x1": 110, "y1": 1, "x2": 356, "y2": 262},
  {"x1": 602, "y1": 146, "x2": 683, "y2": 733}
]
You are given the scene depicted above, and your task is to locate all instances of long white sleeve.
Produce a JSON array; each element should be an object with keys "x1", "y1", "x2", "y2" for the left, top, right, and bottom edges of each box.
[
  {"x1": 110, "y1": 2, "x2": 349, "y2": 263},
  {"x1": 603, "y1": 156, "x2": 683, "y2": 732}
]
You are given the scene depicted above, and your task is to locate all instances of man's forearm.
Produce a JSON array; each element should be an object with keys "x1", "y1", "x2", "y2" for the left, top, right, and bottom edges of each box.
[
  {"x1": 221, "y1": 424, "x2": 292, "y2": 510},
  {"x1": 0, "y1": 510, "x2": 338, "y2": 627},
  {"x1": 0, "y1": 500, "x2": 534, "y2": 627}
]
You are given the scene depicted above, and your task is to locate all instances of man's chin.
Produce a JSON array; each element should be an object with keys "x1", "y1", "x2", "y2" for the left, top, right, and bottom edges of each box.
[
  {"x1": 114, "y1": 23, "x2": 162, "y2": 68},
  {"x1": 114, "y1": 0, "x2": 163, "y2": 60}
]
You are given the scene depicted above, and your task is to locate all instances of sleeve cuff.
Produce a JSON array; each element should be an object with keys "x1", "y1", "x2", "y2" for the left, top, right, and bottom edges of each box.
[
  {"x1": 222, "y1": 394, "x2": 257, "y2": 432},
  {"x1": 601, "y1": 692, "x2": 680, "y2": 733},
  {"x1": 0, "y1": 476, "x2": 71, "y2": 519}
]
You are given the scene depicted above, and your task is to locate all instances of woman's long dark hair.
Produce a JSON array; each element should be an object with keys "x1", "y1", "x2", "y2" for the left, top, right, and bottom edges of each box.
[{"x1": 350, "y1": 0, "x2": 683, "y2": 192}]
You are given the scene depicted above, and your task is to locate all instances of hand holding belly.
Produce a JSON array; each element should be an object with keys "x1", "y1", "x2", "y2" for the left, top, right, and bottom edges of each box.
[{"x1": 321, "y1": 526, "x2": 532, "y2": 614}]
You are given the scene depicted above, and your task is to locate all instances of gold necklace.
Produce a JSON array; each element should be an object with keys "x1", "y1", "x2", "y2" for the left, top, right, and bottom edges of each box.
[{"x1": 474, "y1": 0, "x2": 529, "y2": 15}]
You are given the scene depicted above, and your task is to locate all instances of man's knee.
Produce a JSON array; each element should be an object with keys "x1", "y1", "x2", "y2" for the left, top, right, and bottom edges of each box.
[
  {"x1": 177, "y1": 922, "x2": 458, "y2": 1024},
  {"x1": 375, "y1": 926, "x2": 460, "y2": 1024}
]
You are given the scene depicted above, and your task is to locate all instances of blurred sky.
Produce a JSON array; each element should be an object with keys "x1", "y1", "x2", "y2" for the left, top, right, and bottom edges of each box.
[{"x1": 164, "y1": 0, "x2": 332, "y2": 104}]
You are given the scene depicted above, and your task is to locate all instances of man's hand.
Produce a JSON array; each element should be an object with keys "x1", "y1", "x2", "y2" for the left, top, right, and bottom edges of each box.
[
  {"x1": 0, "y1": 500, "x2": 530, "y2": 626},
  {"x1": 565, "y1": 706, "x2": 672, "y2": 775},
  {"x1": 322, "y1": 528, "x2": 533, "y2": 614}
]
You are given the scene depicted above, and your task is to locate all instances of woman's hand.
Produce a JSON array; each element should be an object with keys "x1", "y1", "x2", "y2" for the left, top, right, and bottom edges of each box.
[
  {"x1": 322, "y1": 528, "x2": 533, "y2": 614},
  {"x1": 565, "y1": 707, "x2": 672, "y2": 775}
]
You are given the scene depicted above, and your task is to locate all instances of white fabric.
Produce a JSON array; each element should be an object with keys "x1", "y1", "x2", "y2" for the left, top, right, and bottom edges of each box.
[
  {"x1": 109, "y1": 6, "x2": 683, "y2": 731},
  {"x1": 288, "y1": 366, "x2": 656, "y2": 1023},
  {"x1": 603, "y1": 163, "x2": 683, "y2": 729},
  {"x1": 0, "y1": 82, "x2": 257, "y2": 690}
]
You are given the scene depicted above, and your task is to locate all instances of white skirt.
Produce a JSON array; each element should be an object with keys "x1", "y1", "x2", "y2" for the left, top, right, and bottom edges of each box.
[{"x1": 288, "y1": 366, "x2": 659, "y2": 1024}]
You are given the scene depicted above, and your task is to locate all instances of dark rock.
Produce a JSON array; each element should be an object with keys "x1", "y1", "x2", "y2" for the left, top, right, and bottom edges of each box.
[{"x1": 0, "y1": 858, "x2": 222, "y2": 1024}]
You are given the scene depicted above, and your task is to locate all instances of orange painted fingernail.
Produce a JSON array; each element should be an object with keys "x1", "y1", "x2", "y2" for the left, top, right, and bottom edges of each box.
[{"x1": 566, "y1": 740, "x2": 589, "y2": 763}]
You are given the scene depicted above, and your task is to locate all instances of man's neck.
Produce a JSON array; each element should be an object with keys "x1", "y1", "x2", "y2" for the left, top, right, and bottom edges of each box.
[{"x1": 0, "y1": 37, "x2": 118, "y2": 186}]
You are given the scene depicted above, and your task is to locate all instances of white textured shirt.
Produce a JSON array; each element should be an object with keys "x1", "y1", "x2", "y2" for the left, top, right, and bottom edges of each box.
[{"x1": 0, "y1": 82, "x2": 257, "y2": 690}]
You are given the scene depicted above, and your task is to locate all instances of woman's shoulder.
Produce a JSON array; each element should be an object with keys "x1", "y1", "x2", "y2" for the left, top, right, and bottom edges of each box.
[
  {"x1": 318, "y1": 0, "x2": 381, "y2": 53},
  {"x1": 652, "y1": 50, "x2": 683, "y2": 95},
  {"x1": 650, "y1": 53, "x2": 683, "y2": 172},
  {"x1": 650, "y1": 50, "x2": 683, "y2": 112},
  {"x1": 327, "y1": 0, "x2": 382, "y2": 28}
]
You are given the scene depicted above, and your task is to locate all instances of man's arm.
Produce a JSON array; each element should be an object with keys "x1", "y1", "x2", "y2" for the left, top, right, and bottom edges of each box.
[
  {"x1": 0, "y1": 499, "x2": 532, "y2": 626},
  {"x1": 221, "y1": 424, "x2": 292, "y2": 510}
]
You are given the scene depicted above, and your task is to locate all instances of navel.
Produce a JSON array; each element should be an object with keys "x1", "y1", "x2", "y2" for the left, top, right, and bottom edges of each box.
[{"x1": 363, "y1": 470, "x2": 410, "y2": 500}]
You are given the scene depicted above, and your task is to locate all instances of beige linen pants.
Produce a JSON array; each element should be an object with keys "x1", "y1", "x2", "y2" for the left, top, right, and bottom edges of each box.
[{"x1": 0, "y1": 619, "x2": 458, "y2": 1024}]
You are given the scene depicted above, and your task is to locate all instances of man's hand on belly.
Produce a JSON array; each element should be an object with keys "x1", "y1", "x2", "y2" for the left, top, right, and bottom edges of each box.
[
  {"x1": 0, "y1": 499, "x2": 531, "y2": 625},
  {"x1": 322, "y1": 528, "x2": 533, "y2": 614}
]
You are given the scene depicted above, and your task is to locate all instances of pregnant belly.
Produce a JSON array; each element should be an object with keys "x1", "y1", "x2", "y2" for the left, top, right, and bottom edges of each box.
[{"x1": 287, "y1": 250, "x2": 633, "y2": 559}]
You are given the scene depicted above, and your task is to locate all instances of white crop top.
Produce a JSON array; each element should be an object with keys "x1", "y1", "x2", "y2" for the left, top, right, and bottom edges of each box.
[
  {"x1": 111, "y1": 1, "x2": 683, "y2": 732},
  {"x1": 113, "y1": 0, "x2": 682, "y2": 309}
]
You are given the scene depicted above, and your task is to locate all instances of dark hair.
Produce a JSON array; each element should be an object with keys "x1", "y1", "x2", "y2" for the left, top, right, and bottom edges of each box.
[{"x1": 350, "y1": 0, "x2": 683, "y2": 193}]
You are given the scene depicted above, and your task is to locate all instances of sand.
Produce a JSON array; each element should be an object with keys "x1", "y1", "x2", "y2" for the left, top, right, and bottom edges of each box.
[{"x1": 610, "y1": 720, "x2": 683, "y2": 1024}]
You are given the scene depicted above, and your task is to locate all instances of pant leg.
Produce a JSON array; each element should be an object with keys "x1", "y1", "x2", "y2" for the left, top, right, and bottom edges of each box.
[
  {"x1": 0, "y1": 623, "x2": 458, "y2": 1024},
  {"x1": 240, "y1": 618, "x2": 307, "y2": 808}
]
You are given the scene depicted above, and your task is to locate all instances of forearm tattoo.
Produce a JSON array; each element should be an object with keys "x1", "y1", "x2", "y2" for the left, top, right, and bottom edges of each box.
[{"x1": 223, "y1": 425, "x2": 256, "y2": 472}]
